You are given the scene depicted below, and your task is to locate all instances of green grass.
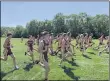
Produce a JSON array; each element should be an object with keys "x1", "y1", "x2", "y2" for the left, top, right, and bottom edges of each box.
[{"x1": 1, "y1": 38, "x2": 109, "y2": 80}]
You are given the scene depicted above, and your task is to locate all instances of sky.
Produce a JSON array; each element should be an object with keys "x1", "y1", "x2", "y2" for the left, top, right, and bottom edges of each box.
[{"x1": 1, "y1": 2, "x2": 109, "y2": 27}]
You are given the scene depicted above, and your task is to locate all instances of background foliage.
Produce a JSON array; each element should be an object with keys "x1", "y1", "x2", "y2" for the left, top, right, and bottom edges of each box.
[{"x1": 1, "y1": 13, "x2": 109, "y2": 38}]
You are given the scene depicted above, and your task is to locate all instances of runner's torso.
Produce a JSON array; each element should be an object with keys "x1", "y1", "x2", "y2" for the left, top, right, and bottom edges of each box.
[
  {"x1": 27, "y1": 39, "x2": 34, "y2": 47},
  {"x1": 43, "y1": 40, "x2": 49, "y2": 52},
  {"x1": 66, "y1": 37, "x2": 70, "y2": 48},
  {"x1": 88, "y1": 36, "x2": 92, "y2": 43},
  {"x1": 84, "y1": 36, "x2": 88, "y2": 44}
]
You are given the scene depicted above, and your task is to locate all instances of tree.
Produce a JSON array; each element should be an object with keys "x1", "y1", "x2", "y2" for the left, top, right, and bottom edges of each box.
[
  {"x1": 1, "y1": 13, "x2": 109, "y2": 38},
  {"x1": 13, "y1": 25, "x2": 24, "y2": 38}
]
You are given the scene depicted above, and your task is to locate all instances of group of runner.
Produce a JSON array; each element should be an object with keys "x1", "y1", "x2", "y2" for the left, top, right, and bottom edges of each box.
[{"x1": 0, "y1": 31, "x2": 109, "y2": 81}]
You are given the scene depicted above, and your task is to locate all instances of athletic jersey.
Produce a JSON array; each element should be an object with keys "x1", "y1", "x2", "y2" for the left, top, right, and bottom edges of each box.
[
  {"x1": 61, "y1": 38, "x2": 67, "y2": 47},
  {"x1": 84, "y1": 36, "x2": 88, "y2": 44},
  {"x1": 42, "y1": 40, "x2": 48, "y2": 62},
  {"x1": 38, "y1": 39, "x2": 48, "y2": 62},
  {"x1": 43, "y1": 40, "x2": 46, "y2": 50},
  {"x1": 5, "y1": 39, "x2": 13, "y2": 55},
  {"x1": 88, "y1": 36, "x2": 92, "y2": 43},
  {"x1": 42, "y1": 40, "x2": 49, "y2": 50},
  {"x1": 7, "y1": 40, "x2": 11, "y2": 49},
  {"x1": 79, "y1": 37, "x2": 84, "y2": 47},
  {"x1": 27, "y1": 40, "x2": 34, "y2": 47},
  {"x1": 61, "y1": 38, "x2": 68, "y2": 53}
]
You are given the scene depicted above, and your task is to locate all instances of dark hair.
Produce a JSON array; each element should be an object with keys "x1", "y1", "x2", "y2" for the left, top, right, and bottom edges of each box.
[
  {"x1": 7, "y1": 33, "x2": 12, "y2": 37},
  {"x1": 39, "y1": 31, "x2": 48, "y2": 38},
  {"x1": 67, "y1": 32, "x2": 70, "y2": 35},
  {"x1": 90, "y1": 33, "x2": 93, "y2": 36},
  {"x1": 84, "y1": 33, "x2": 88, "y2": 36},
  {"x1": 50, "y1": 33, "x2": 53, "y2": 35},
  {"x1": 63, "y1": 33, "x2": 66, "y2": 37},
  {"x1": 29, "y1": 35, "x2": 32, "y2": 38}
]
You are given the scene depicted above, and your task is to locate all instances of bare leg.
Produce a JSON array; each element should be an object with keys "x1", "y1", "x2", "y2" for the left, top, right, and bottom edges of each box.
[
  {"x1": 1, "y1": 49, "x2": 8, "y2": 61},
  {"x1": 43, "y1": 61, "x2": 50, "y2": 80},
  {"x1": 38, "y1": 53, "x2": 45, "y2": 67},
  {"x1": 10, "y1": 54, "x2": 19, "y2": 69},
  {"x1": 30, "y1": 51, "x2": 34, "y2": 63},
  {"x1": 99, "y1": 46, "x2": 108, "y2": 56},
  {"x1": 65, "y1": 51, "x2": 73, "y2": 60},
  {"x1": 82, "y1": 45, "x2": 86, "y2": 55},
  {"x1": 59, "y1": 51, "x2": 65, "y2": 65}
]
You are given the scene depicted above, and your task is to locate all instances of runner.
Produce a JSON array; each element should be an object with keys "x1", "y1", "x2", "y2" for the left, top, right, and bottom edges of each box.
[
  {"x1": 0, "y1": 33, "x2": 19, "y2": 70},
  {"x1": 87, "y1": 33, "x2": 95, "y2": 48},
  {"x1": 36, "y1": 34, "x2": 40, "y2": 45},
  {"x1": 82, "y1": 33, "x2": 89, "y2": 53},
  {"x1": 98, "y1": 36, "x2": 110, "y2": 56},
  {"x1": 54, "y1": 33, "x2": 63, "y2": 56},
  {"x1": 94, "y1": 34, "x2": 104, "y2": 50},
  {"x1": 37, "y1": 31, "x2": 50, "y2": 81},
  {"x1": 76, "y1": 34, "x2": 80, "y2": 48},
  {"x1": 59, "y1": 33, "x2": 73, "y2": 66},
  {"x1": 32, "y1": 36, "x2": 35, "y2": 45},
  {"x1": 21, "y1": 36, "x2": 23, "y2": 43},
  {"x1": 79, "y1": 34, "x2": 86, "y2": 55},
  {"x1": 48, "y1": 33, "x2": 54, "y2": 55},
  {"x1": 66, "y1": 32, "x2": 75, "y2": 55},
  {"x1": 25, "y1": 35, "x2": 35, "y2": 63}
]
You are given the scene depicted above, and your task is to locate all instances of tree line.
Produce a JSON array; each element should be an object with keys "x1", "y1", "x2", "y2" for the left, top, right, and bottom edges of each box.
[{"x1": 1, "y1": 12, "x2": 109, "y2": 38}]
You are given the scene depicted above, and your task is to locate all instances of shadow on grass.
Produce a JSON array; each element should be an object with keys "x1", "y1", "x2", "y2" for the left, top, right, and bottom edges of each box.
[
  {"x1": 103, "y1": 51, "x2": 109, "y2": 54},
  {"x1": 87, "y1": 52, "x2": 96, "y2": 55},
  {"x1": 23, "y1": 62, "x2": 34, "y2": 71},
  {"x1": 1, "y1": 69, "x2": 15, "y2": 79},
  {"x1": 65, "y1": 59, "x2": 79, "y2": 67},
  {"x1": 82, "y1": 54, "x2": 92, "y2": 59},
  {"x1": 61, "y1": 66, "x2": 80, "y2": 80},
  {"x1": 105, "y1": 52, "x2": 109, "y2": 54}
]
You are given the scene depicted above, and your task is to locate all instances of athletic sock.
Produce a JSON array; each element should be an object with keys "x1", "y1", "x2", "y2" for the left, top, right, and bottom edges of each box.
[
  {"x1": 44, "y1": 78, "x2": 48, "y2": 81},
  {"x1": 14, "y1": 65, "x2": 19, "y2": 70}
]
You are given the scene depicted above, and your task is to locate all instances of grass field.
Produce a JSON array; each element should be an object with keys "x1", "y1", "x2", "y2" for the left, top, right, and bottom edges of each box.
[{"x1": 1, "y1": 38, "x2": 109, "y2": 80}]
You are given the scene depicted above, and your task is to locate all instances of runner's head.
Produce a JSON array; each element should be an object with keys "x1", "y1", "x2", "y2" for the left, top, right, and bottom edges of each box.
[
  {"x1": 39, "y1": 31, "x2": 46, "y2": 39},
  {"x1": 40, "y1": 31, "x2": 48, "y2": 40},
  {"x1": 67, "y1": 32, "x2": 71, "y2": 37},
  {"x1": 84, "y1": 33, "x2": 88, "y2": 37},
  {"x1": 7, "y1": 33, "x2": 12, "y2": 39},
  {"x1": 50, "y1": 33, "x2": 53, "y2": 36},
  {"x1": 29, "y1": 35, "x2": 33, "y2": 39},
  {"x1": 62, "y1": 33, "x2": 66, "y2": 39},
  {"x1": 59, "y1": 33, "x2": 62, "y2": 38},
  {"x1": 45, "y1": 31, "x2": 49, "y2": 39},
  {"x1": 80, "y1": 34, "x2": 84, "y2": 38},
  {"x1": 90, "y1": 33, "x2": 93, "y2": 37}
]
